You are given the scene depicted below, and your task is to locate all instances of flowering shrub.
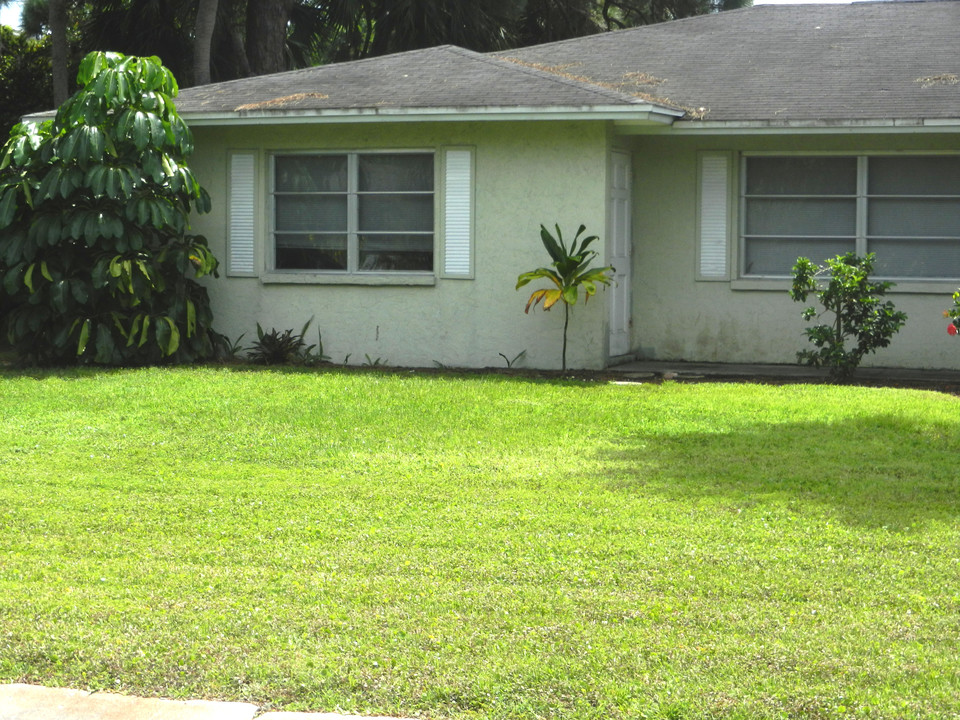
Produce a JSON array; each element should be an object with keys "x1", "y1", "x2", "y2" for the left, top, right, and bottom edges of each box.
[{"x1": 944, "y1": 289, "x2": 960, "y2": 336}]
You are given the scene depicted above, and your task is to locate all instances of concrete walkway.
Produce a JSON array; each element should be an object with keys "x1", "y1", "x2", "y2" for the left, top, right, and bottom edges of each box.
[
  {"x1": 608, "y1": 358, "x2": 960, "y2": 387},
  {"x1": 0, "y1": 684, "x2": 407, "y2": 720}
]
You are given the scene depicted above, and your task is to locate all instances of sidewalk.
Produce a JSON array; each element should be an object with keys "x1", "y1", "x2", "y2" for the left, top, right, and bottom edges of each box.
[
  {"x1": 0, "y1": 684, "x2": 407, "y2": 720},
  {"x1": 607, "y1": 359, "x2": 960, "y2": 387}
]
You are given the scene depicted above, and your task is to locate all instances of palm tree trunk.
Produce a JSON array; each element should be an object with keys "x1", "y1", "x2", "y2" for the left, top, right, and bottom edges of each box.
[
  {"x1": 49, "y1": 0, "x2": 68, "y2": 105},
  {"x1": 193, "y1": 0, "x2": 219, "y2": 85},
  {"x1": 246, "y1": 0, "x2": 294, "y2": 76},
  {"x1": 562, "y1": 302, "x2": 569, "y2": 371}
]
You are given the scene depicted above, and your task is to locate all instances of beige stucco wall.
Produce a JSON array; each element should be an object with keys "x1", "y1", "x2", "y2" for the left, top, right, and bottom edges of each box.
[
  {"x1": 187, "y1": 120, "x2": 612, "y2": 369},
  {"x1": 627, "y1": 131, "x2": 960, "y2": 370}
]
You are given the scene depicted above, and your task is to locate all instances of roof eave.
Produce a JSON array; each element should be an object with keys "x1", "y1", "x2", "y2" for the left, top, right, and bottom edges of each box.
[
  {"x1": 625, "y1": 117, "x2": 960, "y2": 135},
  {"x1": 179, "y1": 103, "x2": 685, "y2": 126}
]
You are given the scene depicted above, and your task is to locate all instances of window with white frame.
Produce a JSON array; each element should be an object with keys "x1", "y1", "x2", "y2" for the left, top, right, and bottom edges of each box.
[
  {"x1": 272, "y1": 152, "x2": 435, "y2": 273},
  {"x1": 741, "y1": 155, "x2": 960, "y2": 279}
]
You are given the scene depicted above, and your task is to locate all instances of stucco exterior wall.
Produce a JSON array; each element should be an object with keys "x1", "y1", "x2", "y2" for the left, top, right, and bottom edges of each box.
[
  {"x1": 627, "y1": 131, "x2": 960, "y2": 370},
  {"x1": 187, "y1": 121, "x2": 612, "y2": 370}
]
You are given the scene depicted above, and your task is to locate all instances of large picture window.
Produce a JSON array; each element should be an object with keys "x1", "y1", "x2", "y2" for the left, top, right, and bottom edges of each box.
[
  {"x1": 741, "y1": 155, "x2": 960, "y2": 279},
  {"x1": 272, "y1": 152, "x2": 435, "y2": 273}
]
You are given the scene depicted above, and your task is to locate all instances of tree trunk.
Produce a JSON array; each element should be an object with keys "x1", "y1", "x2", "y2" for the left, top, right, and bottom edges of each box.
[
  {"x1": 49, "y1": 0, "x2": 68, "y2": 105},
  {"x1": 561, "y1": 302, "x2": 569, "y2": 371},
  {"x1": 193, "y1": 0, "x2": 220, "y2": 85},
  {"x1": 245, "y1": 0, "x2": 294, "y2": 76}
]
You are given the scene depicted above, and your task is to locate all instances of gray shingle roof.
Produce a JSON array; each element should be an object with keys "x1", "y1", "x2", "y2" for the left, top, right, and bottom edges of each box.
[
  {"x1": 174, "y1": 44, "x2": 661, "y2": 116},
  {"x1": 175, "y1": 1, "x2": 960, "y2": 124},
  {"x1": 503, "y1": 0, "x2": 960, "y2": 122}
]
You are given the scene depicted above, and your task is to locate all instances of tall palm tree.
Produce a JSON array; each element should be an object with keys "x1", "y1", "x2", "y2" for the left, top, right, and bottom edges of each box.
[
  {"x1": 193, "y1": 0, "x2": 218, "y2": 84},
  {"x1": 48, "y1": 0, "x2": 67, "y2": 104},
  {"x1": 245, "y1": 0, "x2": 294, "y2": 75}
]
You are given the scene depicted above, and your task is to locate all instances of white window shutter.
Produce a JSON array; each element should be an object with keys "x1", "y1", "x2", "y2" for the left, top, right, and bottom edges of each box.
[
  {"x1": 443, "y1": 148, "x2": 473, "y2": 278},
  {"x1": 698, "y1": 153, "x2": 730, "y2": 280},
  {"x1": 228, "y1": 152, "x2": 256, "y2": 276}
]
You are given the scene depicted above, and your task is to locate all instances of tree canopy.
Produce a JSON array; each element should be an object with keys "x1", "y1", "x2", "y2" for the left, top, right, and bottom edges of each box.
[{"x1": 0, "y1": 25, "x2": 53, "y2": 138}]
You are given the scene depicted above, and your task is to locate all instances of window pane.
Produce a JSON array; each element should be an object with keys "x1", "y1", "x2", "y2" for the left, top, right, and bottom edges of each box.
[
  {"x1": 745, "y1": 198, "x2": 856, "y2": 236},
  {"x1": 275, "y1": 155, "x2": 347, "y2": 192},
  {"x1": 275, "y1": 233, "x2": 347, "y2": 270},
  {"x1": 868, "y1": 198, "x2": 960, "y2": 237},
  {"x1": 744, "y1": 237, "x2": 854, "y2": 276},
  {"x1": 359, "y1": 234, "x2": 433, "y2": 271},
  {"x1": 869, "y1": 156, "x2": 960, "y2": 195},
  {"x1": 870, "y1": 238, "x2": 960, "y2": 279},
  {"x1": 359, "y1": 154, "x2": 433, "y2": 191},
  {"x1": 359, "y1": 194, "x2": 434, "y2": 232},
  {"x1": 275, "y1": 195, "x2": 347, "y2": 232},
  {"x1": 745, "y1": 157, "x2": 856, "y2": 195}
]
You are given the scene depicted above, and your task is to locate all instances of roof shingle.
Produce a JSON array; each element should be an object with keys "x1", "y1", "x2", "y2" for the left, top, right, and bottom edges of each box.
[
  {"x1": 174, "y1": 45, "x2": 655, "y2": 116},
  {"x1": 175, "y1": 1, "x2": 960, "y2": 124},
  {"x1": 503, "y1": 1, "x2": 960, "y2": 122}
]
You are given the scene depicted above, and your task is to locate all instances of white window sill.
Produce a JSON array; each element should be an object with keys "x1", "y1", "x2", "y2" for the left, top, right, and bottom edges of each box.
[
  {"x1": 731, "y1": 278, "x2": 959, "y2": 294},
  {"x1": 261, "y1": 272, "x2": 436, "y2": 286}
]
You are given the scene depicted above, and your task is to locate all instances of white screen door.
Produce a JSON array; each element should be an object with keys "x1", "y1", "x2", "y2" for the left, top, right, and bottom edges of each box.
[{"x1": 608, "y1": 151, "x2": 632, "y2": 358}]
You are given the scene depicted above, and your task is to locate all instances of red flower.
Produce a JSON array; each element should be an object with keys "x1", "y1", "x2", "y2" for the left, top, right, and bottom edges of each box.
[{"x1": 949, "y1": 324, "x2": 958, "y2": 336}]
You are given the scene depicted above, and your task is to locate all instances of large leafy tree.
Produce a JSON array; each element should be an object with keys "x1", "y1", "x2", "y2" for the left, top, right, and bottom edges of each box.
[{"x1": 0, "y1": 51, "x2": 220, "y2": 366}]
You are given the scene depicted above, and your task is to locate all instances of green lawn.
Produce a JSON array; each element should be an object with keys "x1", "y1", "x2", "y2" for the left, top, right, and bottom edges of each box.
[{"x1": 0, "y1": 367, "x2": 958, "y2": 719}]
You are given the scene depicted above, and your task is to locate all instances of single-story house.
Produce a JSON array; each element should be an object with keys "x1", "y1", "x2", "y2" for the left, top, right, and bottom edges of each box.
[{"x1": 174, "y1": 0, "x2": 960, "y2": 370}]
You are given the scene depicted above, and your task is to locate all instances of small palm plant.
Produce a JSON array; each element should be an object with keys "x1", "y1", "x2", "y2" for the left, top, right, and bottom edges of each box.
[{"x1": 516, "y1": 224, "x2": 614, "y2": 371}]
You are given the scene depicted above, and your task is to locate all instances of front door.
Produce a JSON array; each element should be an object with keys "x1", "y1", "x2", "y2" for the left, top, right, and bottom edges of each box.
[{"x1": 608, "y1": 151, "x2": 632, "y2": 358}]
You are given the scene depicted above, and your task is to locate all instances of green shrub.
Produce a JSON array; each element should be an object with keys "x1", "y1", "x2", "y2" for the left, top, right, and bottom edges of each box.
[{"x1": 790, "y1": 252, "x2": 907, "y2": 379}]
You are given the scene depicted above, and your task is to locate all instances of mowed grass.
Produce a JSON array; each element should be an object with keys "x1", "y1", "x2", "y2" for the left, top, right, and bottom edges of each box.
[{"x1": 0, "y1": 367, "x2": 959, "y2": 720}]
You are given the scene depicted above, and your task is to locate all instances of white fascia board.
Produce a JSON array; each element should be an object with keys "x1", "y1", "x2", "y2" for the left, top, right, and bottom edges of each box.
[
  {"x1": 639, "y1": 118, "x2": 960, "y2": 135},
  {"x1": 180, "y1": 103, "x2": 685, "y2": 126}
]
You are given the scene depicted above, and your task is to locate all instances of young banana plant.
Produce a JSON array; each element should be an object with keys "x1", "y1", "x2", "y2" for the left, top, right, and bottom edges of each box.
[{"x1": 516, "y1": 224, "x2": 615, "y2": 370}]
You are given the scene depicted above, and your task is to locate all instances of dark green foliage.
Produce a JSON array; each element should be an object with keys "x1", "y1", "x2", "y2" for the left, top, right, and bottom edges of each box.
[
  {"x1": 790, "y1": 252, "x2": 907, "y2": 380},
  {"x1": 77, "y1": 0, "x2": 195, "y2": 82},
  {"x1": 0, "y1": 27, "x2": 55, "y2": 139},
  {"x1": 321, "y1": 0, "x2": 752, "y2": 60},
  {"x1": 0, "y1": 51, "x2": 219, "y2": 366}
]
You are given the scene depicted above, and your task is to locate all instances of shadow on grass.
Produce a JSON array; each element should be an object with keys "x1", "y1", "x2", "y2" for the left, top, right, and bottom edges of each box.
[{"x1": 601, "y1": 413, "x2": 960, "y2": 529}]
